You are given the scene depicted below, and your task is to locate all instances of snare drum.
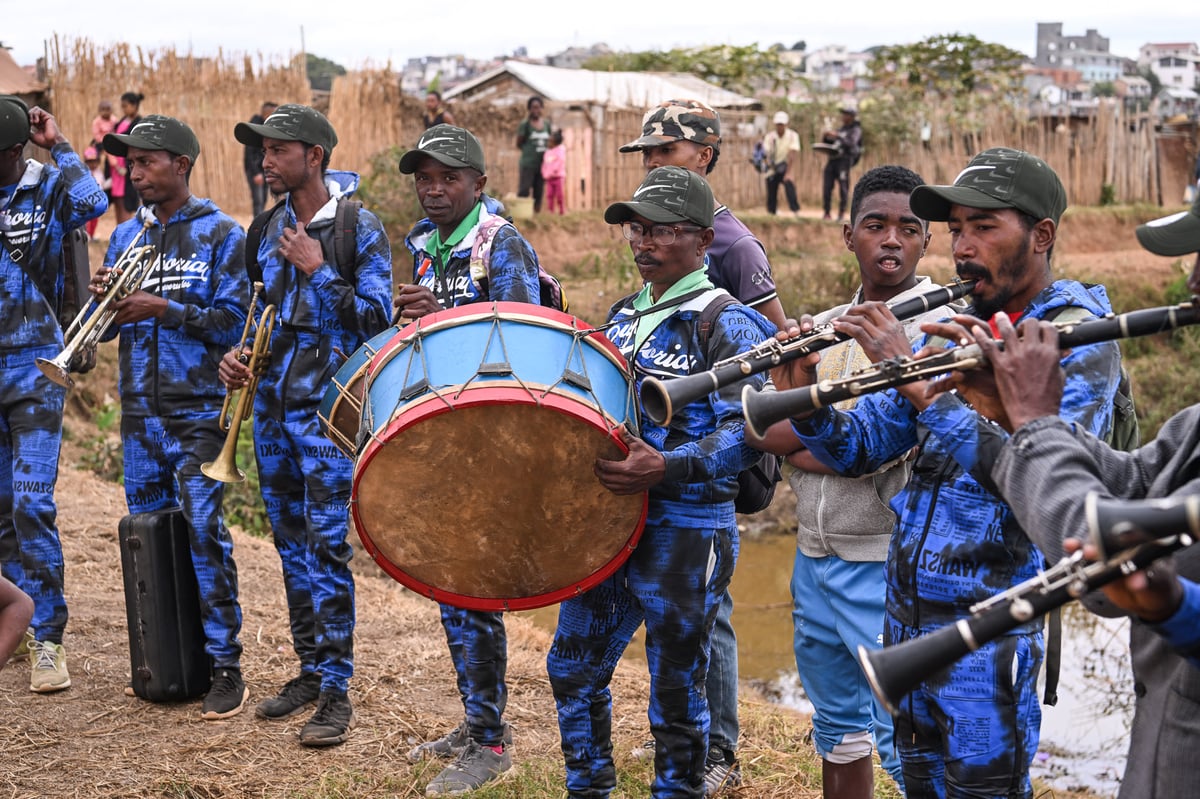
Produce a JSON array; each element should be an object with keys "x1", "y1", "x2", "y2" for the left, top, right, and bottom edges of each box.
[
  {"x1": 318, "y1": 325, "x2": 400, "y2": 458},
  {"x1": 351, "y1": 302, "x2": 646, "y2": 611}
]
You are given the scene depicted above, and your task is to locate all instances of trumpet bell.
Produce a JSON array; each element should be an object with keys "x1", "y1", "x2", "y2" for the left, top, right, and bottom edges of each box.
[
  {"x1": 36, "y1": 357, "x2": 75, "y2": 389},
  {"x1": 200, "y1": 458, "x2": 246, "y2": 484}
]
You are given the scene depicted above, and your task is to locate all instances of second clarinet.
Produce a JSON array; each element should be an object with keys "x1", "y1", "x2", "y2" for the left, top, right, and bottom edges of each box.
[{"x1": 638, "y1": 278, "x2": 975, "y2": 425}]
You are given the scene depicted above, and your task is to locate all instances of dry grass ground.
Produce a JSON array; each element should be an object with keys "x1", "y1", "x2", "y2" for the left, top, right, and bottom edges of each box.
[{"x1": 2, "y1": 203, "x2": 1167, "y2": 798}]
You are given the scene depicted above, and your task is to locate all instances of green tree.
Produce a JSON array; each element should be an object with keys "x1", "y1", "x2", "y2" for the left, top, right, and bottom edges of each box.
[
  {"x1": 867, "y1": 33, "x2": 1026, "y2": 102},
  {"x1": 306, "y1": 52, "x2": 346, "y2": 92},
  {"x1": 582, "y1": 44, "x2": 795, "y2": 95},
  {"x1": 1091, "y1": 81, "x2": 1116, "y2": 98}
]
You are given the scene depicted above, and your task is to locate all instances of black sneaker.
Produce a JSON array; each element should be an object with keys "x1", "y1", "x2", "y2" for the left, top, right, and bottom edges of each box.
[
  {"x1": 702, "y1": 745, "x2": 742, "y2": 798},
  {"x1": 299, "y1": 690, "x2": 356, "y2": 748},
  {"x1": 255, "y1": 672, "x2": 321, "y2": 720},
  {"x1": 201, "y1": 668, "x2": 249, "y2": 720}
]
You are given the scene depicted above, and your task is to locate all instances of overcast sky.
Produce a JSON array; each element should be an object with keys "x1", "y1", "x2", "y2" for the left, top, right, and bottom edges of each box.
[{"x1": 4, "y1": 3, "x2": 1197, "y2": 74}]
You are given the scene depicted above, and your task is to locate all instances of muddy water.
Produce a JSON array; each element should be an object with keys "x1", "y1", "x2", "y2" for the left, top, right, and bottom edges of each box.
[{"x1": 517, "y1": 531, "x2": 1133, "y2": 798}]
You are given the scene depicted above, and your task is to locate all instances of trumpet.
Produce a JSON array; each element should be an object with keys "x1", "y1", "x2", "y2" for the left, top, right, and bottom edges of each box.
[
  {"x1": 858, "y1": 491, "x2": 1198, "y2": 715},
  {"x1": 201, "y1": 282, "x2": 277, "y2": 484},
  {"x1": 743, "y1": 297, "x2": 1200, "y2": 439},
  {"x1": 639, "y1": 279, "x2": 975, "y2": 425},
  {"x1": 37, "y1": 218, "x2": 156, "y2": 388}
]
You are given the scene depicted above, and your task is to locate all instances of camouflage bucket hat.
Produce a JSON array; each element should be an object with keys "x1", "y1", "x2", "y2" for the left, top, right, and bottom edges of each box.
[{"x1": 619, "y1": 99, "x2": 721, "y2": 153}]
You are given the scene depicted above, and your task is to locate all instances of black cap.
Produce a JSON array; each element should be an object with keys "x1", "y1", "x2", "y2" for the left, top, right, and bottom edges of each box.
[
  {"x1": 399, "y1": 124, "x2": 486, "y2": 174},
  {"x1": 910, "y1": 147, "x2": 1067, "y2": 224},
  {"x1": 0, "y1": 95, "x2": 30, "y2": 150},
  {"x1": 234, "y1": 104, "x2": 337, "y2": 152},
  {"x1": 1136, "y1": 193, "x2": 1200, "y2": 257},
  {"x1": 604, "y1": 166, "x2": 714, "y2": 227},
  {"x1": 104, "y1": 114, "x2": 200, "y2": 161}
]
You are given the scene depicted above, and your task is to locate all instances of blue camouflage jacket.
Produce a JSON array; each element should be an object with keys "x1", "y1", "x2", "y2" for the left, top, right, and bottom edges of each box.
[
  {"x1": 104, "y1": 200, "x2": 249, "y2": 417},
  {"x1": 404, "y1": 195, "x2": 540, "y2": 307},
  {"x1": 606, "y1": 289, "x2": 775, "y2": 506},
  {"x1": 793, "y1": 280, "x2": 1122, "y2": 629},
  {"x1": 0, "y1": 144, "x2": 108, "y2": 349},
  {"x1": 251, "y1": 170, "x2": 393, "y2": 418}
]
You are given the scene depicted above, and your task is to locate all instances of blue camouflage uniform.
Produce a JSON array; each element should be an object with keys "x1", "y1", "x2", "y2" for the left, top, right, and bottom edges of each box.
[
  {"x1": 403, "y1": 193, "x2": 540, "y2": 748},
  {"x1": 251, "y1": 170, "x2": 392, "y2": 694},
  {"x1": 0, "y1": 145, "x2": 106, "y2": 644},
  {"x1": 792, "y1": 280, "x2": 1122, "y2": 799},
  {"x1": 547, "y1": 290, "x2": 773, "y2": 799},
  {"x1": 104, "y1": 201, "x2": 249, "y2": 668}
]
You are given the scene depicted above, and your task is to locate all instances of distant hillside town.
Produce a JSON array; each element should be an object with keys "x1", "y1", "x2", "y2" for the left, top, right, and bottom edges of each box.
[{"x1": 400, "y1": 22, "x2": 1199, "y2": 122}]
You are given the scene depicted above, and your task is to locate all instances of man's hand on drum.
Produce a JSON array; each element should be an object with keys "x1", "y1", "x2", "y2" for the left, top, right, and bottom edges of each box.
[
  {"x1": 218, "y1": 347, "x2": 253, "y2": 390},
  {"x1": 393, "y1": 284, "x2": 441, "y2": 322},
  {"x1": 594, "y1": 427, "x2": 665, "y2": 495}
]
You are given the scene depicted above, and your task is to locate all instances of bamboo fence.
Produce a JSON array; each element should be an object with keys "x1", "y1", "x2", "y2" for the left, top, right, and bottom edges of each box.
[{"x1": 32, "y1": 42, "x2": 1198, "y2": 223}]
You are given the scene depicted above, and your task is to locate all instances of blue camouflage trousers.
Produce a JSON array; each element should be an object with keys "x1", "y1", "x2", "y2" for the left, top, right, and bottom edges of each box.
[
  {"x1": 122, "y1": 411, "x2": 243, "y2": 667},
  {"x1": 888, "y1": 617, "x2": 1043, "y2": 799},
  {"x1": 0, "y1": 349, "x2": 67, "y2": 643},
  {"x1": 438, "y1": 603, "x2": 508, "y2": 746},
  {"x1": 254, "y1": 409, "x2": 355, "y2": 692},
  {"x1": 547, "y1": 500, "x2": 737, "y2": 799}
]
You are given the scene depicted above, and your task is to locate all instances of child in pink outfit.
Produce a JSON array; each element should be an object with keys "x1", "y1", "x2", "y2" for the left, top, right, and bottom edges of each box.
[{"x1": 541, "y1": 130, "x2": 566, "y2": 215}]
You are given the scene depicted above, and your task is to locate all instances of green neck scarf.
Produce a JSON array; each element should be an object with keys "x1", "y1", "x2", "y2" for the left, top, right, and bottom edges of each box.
[
  {"x1": 629, "y1": 269, "x2": 714, "y2": 353},
  {"x1": 428, "y1": 200, "x2": 483, "y2": 268}
]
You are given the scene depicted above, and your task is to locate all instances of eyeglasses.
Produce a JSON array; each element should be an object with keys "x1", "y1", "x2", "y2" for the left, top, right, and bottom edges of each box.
[{"x1": 620, "y1": 221, "x2": 702, "y2": 246}]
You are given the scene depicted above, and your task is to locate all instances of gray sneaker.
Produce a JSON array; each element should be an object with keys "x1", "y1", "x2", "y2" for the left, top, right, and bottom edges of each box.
[
  {"x1": 256, "y1": 672, "x2": 321, "y2": 720},
  {"x1": 702, "y1": 745, "x2": 742, "y2": 798},
  {"x1": 424, "y1": 739, "x2": 512, "y2": 796},
  {"x1": 409, "y1": 720, "x2": 512, "y2": 762}
]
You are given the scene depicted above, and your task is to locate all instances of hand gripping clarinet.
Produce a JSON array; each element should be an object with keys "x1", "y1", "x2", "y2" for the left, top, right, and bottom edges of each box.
[{"x1": 858, "y1": 491, "x2": 1199, "y2": 715}]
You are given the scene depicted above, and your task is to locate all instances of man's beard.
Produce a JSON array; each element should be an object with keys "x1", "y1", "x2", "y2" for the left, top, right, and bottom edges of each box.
[{"x1": 960, "y1": 236, "x2": 1032, "y2": 320}]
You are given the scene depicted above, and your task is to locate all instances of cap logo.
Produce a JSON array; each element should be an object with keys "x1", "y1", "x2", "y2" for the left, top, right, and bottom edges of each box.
[
  {"x1": 954, "y1": 164, "x2": 995, "y2": 182},
  {"x1": 418, "y1": 134, "x2": 456, "y2": 148},
  {"x1": 1145, "y1": 211, "x2": 1189, "y2": 228}
]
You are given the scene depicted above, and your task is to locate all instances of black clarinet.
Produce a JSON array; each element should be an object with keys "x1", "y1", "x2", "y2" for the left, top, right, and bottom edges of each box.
[
  {"x1": 638, "y1": 279, "x2": 976, "y2": 426},
  {"x1": 859, "y1": 492, "x2": 1199, "y2": 715},
  {"x1": 743, "y1": 297, "x2": 1200, "y2": 439}
]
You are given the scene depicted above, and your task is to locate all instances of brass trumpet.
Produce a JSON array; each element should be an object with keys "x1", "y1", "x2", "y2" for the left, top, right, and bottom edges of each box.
[
  {"x1": 37, "y1": 218, "x2": 156, "y2": 388},
  {"x1": 201, "y1": 282, "x2": 277, "y2": 484}
]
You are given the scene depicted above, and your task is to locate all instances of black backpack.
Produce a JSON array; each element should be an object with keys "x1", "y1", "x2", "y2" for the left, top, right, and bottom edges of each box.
[
  {"x1": 697, "y1": 293, "x2": 783, "y2": 515},
  {"x1": 245, "y1": 197, "x2": 361, "y2": 284}
]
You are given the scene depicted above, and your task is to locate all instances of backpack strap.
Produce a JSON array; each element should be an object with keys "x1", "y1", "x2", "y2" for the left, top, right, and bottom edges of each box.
[
  {"x1": 333, "y1": 197, "x2": 362, "y2": 282},
  {"x1": 245, "y1": 198, "x2": 286, "y2": 284},
  {"x1": 697, "y1": 291, "x2": 739, "y2": 349}
]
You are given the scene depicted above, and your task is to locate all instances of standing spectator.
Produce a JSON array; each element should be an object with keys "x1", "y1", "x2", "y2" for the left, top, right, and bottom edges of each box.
[
  {"x1": 763, "y1": 111, "x2": 800, "y2": 216},
  {"x1": 516, "y1": 96, "x2": 552, "y2": 213},
  {"x1": 109, "y1": 91, "x2": 144, "y2": 225},
  {"x1": 395, "y1": 124, "x2": 541, "y2": 796},
  {"x1": 0, "y1": 96, "x2": 107, "y2": 694},
  {"x1": 750, "y1": 165, "x2": 955, "y2": 799},
  {"x1": 99, "y1": 114, "x2": 251, "y2": 719},
  {"x1": 243, "y1": 101, "x2": 278, "y2": 217},
  {"x1": 82, "y1": 145, "x2": 111, "y2": 240},
  {"x1": 821, "y1": 105, "x2": 863, "y2": 222},
  {"x1": 541, "y1": 129, "x2": 566, "y2": 215},
  {"x1": 224, "y1": 104, "x2": 393, "y2": 747},
  {"x1": 547, "y1": 165, "x2": 773, "y2": 799},
  {"x1": 90, "y1": 99, "x2": 116, "y2": 152},
  {"x1": 422, "y1": 90, "x2": 455, "y2": 129}
]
